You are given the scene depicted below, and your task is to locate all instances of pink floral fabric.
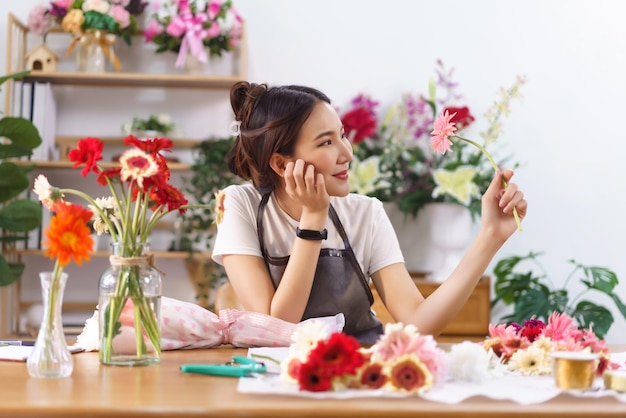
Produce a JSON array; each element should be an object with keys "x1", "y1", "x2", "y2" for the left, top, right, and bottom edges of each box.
[{"x1": 75, "y1": 296, "x2": 345, "y2": 352}]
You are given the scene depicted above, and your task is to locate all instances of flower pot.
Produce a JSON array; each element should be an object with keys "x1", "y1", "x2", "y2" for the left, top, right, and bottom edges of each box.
[
  {"x1": 425, "y1": 202, "x2": 473, "y2": 282},
  {"x1": 27, "y1": 271, "x2": 73, "y2": 378},
  {"x1": 99, "y1": 242, "x2": 162, "y2": 366}
]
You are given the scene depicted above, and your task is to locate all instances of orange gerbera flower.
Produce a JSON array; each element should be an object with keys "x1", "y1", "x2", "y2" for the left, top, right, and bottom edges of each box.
[{"x1": 45, "y1": 202, "x2": 94, "y2": 267}]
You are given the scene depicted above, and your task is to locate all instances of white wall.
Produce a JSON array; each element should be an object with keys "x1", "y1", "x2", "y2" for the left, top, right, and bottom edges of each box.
[{"x1": 2, "y1": 0, "x2": 626, "y2": 342}]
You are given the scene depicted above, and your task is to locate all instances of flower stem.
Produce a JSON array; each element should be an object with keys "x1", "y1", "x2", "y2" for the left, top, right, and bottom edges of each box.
[{"x1": 453, "y1": 135, "x2": 522, "y2": 231}]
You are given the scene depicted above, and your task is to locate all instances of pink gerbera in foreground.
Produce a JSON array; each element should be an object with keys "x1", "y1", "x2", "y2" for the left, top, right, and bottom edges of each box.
[{"x1": 430, "y1": 110, "x2": 456, "y2": 154}]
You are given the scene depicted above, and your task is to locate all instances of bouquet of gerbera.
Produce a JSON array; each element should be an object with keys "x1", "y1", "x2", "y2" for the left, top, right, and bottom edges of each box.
[
  {"x1": 482, "y1": 312, "x2": 612, "y2": 376},
  {"x1": 33, "y1": 135, "x2": 203, "y2": 364},
  {"x1": 278, "y1": 321, "x2": 446, "y2": 394}
]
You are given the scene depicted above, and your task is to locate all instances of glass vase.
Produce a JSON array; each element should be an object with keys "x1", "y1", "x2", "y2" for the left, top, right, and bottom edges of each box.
[
  {"x1": 27, "y1": 271, "x2": 73, "y2": 379},
  {"x1": 99, "y1": 242, "x2": 162, "y2": 366},
  {"x1": 76, "y1": 30, "x2": 116, "y2": 73}
]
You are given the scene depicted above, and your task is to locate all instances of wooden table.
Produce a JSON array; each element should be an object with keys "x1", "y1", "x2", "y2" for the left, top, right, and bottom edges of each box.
[{"x1": 2, "y1": 347, "x2": 626, "y2": 418}]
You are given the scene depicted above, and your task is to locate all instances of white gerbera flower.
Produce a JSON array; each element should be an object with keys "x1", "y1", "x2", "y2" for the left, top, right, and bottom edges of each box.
[
  {"x1": 289, "y1": 319, "x2": 333, "y2": 360},
  {"x1": 33, "y1": 174, "x2": 63, "y2": 210}
]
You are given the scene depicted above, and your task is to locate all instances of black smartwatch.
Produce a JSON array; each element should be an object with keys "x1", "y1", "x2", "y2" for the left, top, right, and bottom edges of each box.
[{"x1": 296, "y1": 227, "x2": 328, "y2": 240}]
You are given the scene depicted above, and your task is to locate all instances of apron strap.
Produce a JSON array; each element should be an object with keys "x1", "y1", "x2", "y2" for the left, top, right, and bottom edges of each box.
[{"x1": 257, "y1": 193, "x2": 374, "y2": 305}]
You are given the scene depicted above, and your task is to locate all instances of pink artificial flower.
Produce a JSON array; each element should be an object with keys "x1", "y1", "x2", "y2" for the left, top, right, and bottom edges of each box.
[
  {"x1": 166, "y1": 16, "x2": 187, "y2": 38},
  {"x1": 207, "y1": 21, "x2": 221, "y2": 38},
  {"x1": 110, "y1": 5, "x2": 131, "y2": 29},
  {"x1": 52, "y1": 0, "x2": 73, "y2": 10},
  {"x1": 430, "y1": 110, "x2": 456, "y2": 154},
  {"x1": 144, "y1": 19, "x2": 164, "y2": 42},
  {"x1": 208, "y1": 0, "x2": 223, "y2": 19},
  {"x1": 543, "y1": 311, "x2": 578, "y2": 341},
  {"x1": 28, "y1": 3, "x2": 52, "y2": 36}
]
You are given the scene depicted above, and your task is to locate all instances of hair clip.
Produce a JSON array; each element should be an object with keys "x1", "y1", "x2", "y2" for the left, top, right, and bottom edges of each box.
[{"x1": 229, "y1": 120, "x2": 241, "y2": 137}]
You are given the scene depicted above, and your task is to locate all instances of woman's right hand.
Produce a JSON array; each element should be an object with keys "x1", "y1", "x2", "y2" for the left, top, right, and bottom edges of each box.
[{"x1": 283, "y1": 159, "x2": 330, "y2": 217}]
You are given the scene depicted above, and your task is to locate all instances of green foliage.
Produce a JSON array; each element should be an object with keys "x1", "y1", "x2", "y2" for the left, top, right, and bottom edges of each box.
[
  {"x1": 492, "y1": 251, "x2": 626, "y2": 339},
  {"x1": 180, "y1": 137, "x2": 239, "y2": 307},
  {"x1": 0, "y1": 72, "x2": 43, "y2": 286}
]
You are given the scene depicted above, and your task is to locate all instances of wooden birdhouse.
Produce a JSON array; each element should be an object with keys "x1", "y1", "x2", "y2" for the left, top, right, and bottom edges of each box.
[{"x1": 25, "y1": 44, "x2": 58, "y2": 72}]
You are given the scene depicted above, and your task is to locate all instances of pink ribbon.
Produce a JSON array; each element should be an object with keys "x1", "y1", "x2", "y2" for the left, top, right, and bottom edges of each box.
[{"x1": 172, "y1": 10, "x2": 210, "y2": 68}]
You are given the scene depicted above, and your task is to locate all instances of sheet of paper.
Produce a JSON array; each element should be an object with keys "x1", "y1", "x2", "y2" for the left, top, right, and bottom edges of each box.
[{"x1": 0, "y1": 345, "x2": 84, "y2": 362}]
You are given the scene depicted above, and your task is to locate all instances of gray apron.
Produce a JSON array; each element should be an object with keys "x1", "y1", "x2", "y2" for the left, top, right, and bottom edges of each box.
[{"x1": 257, "y1": 193, "x2": 383, "y2": 344}]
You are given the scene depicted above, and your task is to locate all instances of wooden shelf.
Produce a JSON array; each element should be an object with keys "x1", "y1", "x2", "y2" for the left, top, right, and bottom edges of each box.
[{"x1": 22, "y1": 72, "x2": 243, "y2": 89}]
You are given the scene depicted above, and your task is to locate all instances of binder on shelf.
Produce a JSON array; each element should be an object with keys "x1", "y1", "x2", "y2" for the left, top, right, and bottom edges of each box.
[{"x1": 31, "y1": 82, "x2": 57, "y2": 161}]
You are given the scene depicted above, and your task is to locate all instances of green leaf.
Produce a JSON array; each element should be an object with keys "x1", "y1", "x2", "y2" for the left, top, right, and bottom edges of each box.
[
  {"x1": 508, "y1": 288, "x2": 553, "y2": 323},
  {"x1": 0, "y1": 71, "x2": 30, "y2": 87},
  {"x1": 0, "y1": 162, "x2": 30, "y2": 203},
  {"x1": 0, "y1": 117, "x2": 42, "y2": 155},
  {"x1": 0, "y1": 199, "x2": 42, "y2": 232},
  {"x1": 572, "y1": 301, "x2": 613, "y2": 339},
  {"x1": 609, "y1": 293, "x2": 626, "y2": 324},
  {"x1": 572, "y1": 259, "x2": 619, "y2": 294},
  {"x1": 0, "y1": 256, "x2": 23, "y2": 287}
]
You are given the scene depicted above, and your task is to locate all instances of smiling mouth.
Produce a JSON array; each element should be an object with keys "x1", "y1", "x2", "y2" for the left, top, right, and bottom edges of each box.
[{"x1": 334, "y1": 170, "x2": 349, "y2": 180}]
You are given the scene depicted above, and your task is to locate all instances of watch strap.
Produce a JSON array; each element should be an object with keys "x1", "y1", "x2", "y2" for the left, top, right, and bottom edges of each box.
[{"x1": 296, "y1": 227, "x2": 328, "y2": 240}]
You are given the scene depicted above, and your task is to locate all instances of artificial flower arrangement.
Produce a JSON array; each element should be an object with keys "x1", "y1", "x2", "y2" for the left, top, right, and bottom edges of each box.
[
  {"x1": 27, "y1": 0, "x2": 149, "y2": 70},
  {"x1": 121, "y1": 113, "x2": 178, "y2": 136},
  {"x1": 28, "y1": 0, "x2": 147, "y2": 43},
  {"x1": 342, "y1": 60, "x2": 525, "y2": 219},
  {"x1": 276, "y1": 321, "x2": 447, "y2": 394},
  {"x1": 482, "y1": 312, "x2": 612, "y2": 377},
  {"x1": 33, "y1": 135, "x2": 204, "y2": 364},
  {"x1": 144, "y1": 0, "x2": 244, "y2": 69}
]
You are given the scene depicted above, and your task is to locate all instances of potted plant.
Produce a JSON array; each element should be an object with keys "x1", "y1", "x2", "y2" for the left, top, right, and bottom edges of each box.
[
  {"x1": 0, "y1": 71, "x2": 44, "y2": 286},
  {"x1": 179, "y1": 137, "x2": 239, "y2": 309},
  {"x1": 491, "y1": 251, "x2": 626, "y2": 338}
]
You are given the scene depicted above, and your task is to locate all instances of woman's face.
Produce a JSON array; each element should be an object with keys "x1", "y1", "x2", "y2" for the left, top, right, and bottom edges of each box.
[{"x1": 291, "y1": 101, "x2": 354, "y2": 197}]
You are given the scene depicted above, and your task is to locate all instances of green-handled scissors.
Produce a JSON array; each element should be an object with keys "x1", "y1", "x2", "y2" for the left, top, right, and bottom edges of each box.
[{"x1": 180, "y1": 356, "x2": 267, "y2": 377}]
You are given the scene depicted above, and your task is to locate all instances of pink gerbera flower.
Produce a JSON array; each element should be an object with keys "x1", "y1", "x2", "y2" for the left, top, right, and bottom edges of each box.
[{"x1": 430, "y1": 110, "x2": 456, "y2": 154}]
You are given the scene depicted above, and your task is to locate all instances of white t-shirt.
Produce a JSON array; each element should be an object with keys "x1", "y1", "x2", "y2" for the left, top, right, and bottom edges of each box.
[{"x1": 212, "y1": 183, "x2": 404, "y2": 277}]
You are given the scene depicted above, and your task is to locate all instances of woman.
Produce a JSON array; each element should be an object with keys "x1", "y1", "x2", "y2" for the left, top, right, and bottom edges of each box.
[{"x1": 212, "y1": 81, "x2": 528, "y2": 343}]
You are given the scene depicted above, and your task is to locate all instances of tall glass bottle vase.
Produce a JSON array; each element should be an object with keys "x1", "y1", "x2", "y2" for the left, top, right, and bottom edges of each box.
[
  {"x1": 99, "y1": 242, "x2": 162, "y2": 366},
  {"x1": 27, "y1": 271, "x2": 73, "y2": 378}
]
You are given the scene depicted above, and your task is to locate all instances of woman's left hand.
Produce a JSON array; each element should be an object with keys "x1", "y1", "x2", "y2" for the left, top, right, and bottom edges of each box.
[{"x1": 481, "y1": 169, "x2": 528, "y2": 241}]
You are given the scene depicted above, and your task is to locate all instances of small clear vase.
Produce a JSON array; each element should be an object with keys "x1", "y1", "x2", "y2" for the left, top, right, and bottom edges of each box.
[
  {"x1": 76, "y1": 30, "x2": 116, "y2": 73},
  {"x1": 99, "y1": 242, "x2": 162, "y2": 366},
  {"x1": 27, "y1": 271, "x2": 73, "y2": 379}
]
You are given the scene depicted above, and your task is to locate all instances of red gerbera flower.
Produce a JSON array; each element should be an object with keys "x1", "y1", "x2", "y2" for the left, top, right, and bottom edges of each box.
[
  {"x1": 68, "y1": 137, "x2": 104, "y2": 176},
  {"x1": 97, "y1": 167, "x2": 122, "y2": 186},
  {"x1": 307, "y1": 332, "x2": 365, "y2": 376},
  {"x1": 124, "y1": 135, "x2": 173, "y2": 155},
  {"x1": 297, "y1": 358, "x2": 333, "y2": 392},
  {"x1": 151, "y1": 184, "x2": 188, "y2": 214}
]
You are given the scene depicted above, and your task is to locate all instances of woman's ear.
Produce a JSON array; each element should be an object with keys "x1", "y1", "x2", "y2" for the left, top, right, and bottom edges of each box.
[{"x1": 269, "y1": 153, "x2": 289, "y2": 176}]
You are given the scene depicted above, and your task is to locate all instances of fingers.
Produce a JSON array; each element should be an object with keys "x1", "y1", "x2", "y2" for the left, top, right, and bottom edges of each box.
[
  {"x1": 491, "y1": 169, "x2": 526, "y2": 217},
  {"x1": 283, "y1": 159, "x2": 321, "y2": 197}
]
